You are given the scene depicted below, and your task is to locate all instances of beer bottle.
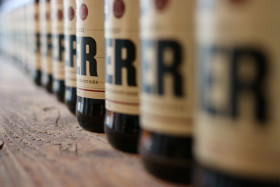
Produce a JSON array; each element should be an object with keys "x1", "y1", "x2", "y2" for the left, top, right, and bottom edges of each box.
[
  {"x1": 32, "y1": 0, "x2": 41, "y2": 86},
  {"x1": 51, "y1": 0, "x2": 65, "y2": 102},
  {"x1": 26, "y1": 1, "x2": 33, "y2": 75},
  {"x1": 104, "y1": 0, "x2": 140, "y2": 153},
  {"x1": 23, "y1": 3, "x2": 29, "y2": 73},
  {"x1": 195, "y1": 1, "x2": 280, "y2": 187},
  {"x1": 76, "y1": 0, "x2": 105, "y2": 133},
  {"x1": 40, "y1": 0, "x2": 53, "y2": 93},
  {"x1": 64, "y1": 0, "x2": 76, "y2": 114},
  {"x1": 139, "y1": 0, "x2": 194, "y2": 183}
]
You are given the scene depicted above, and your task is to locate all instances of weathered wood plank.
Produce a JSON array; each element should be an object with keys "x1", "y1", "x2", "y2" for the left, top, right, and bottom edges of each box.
[{"x1": 0, "y1": 57, "x2": 188, "y2": 187}]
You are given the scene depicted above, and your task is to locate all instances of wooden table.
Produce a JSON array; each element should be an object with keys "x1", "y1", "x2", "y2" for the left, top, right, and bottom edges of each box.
[{"x1": 0, "y1": 57, "x2": 186, "y2": 187}]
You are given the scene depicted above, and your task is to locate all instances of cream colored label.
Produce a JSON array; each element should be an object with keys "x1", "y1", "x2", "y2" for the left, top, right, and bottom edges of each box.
[
  {"x1": 51, "y1": 0, "x2": 65, "y2": 80},
  {"x1": 64, "y1": 0, "x2": 76, "y2": 88},
  {"x1": 40, "y1": 0, "x2": 52, "y2": 76},
  {"x1": 196, "y1": 0, "x2": 280, "y2": 179},
  {"x1": 105, "y1": 0, "x2": 140, "y2": 115},
  {"x1": 140, "y1": 0, "x2": 194, "y2": 136},
  {"x1": 76, "y1": 0, "x2": 105, "y2": 100}
]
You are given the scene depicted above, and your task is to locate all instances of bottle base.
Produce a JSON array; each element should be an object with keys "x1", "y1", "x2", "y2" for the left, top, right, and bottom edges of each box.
[
  {"x1": 105, "y1": 125, "x2": 138, "y2": 153},
  {"x1": 56, "y1": 92, "x2": 65, "y2": 103},
  {"x1": 104, "y1": 111, "x2": 140, "y2": 153},
  {"x1": 53, "y1": 80, "x2": 65, "y2": 103},
  {"x1": 43, "y1": 74, "x2": 53, "y2": 93},
  {"x1": 194, "y1": 163, "x2": 280, "y2": 187},
  {"x1": 76, "y1": 97, "x2": 105, "y2": 133},
  {"x1": 33, "y1": 69, "x2": 41, "y2": 86},
  {"x1": 77, "y1": 112, "x2": 104, "y2": 133},
  {"x1": 141, "y1": 153, "x2": 192, "y2": 184},
  {"x1": 66, "y1": 101, "x2": 76, "y2": 115},
  {"x1": 65, "y1": 87, "x2": 76, "y2": 115},
  {"x1": 139, "y1": 131, "x2": 193, "y2": 184}
]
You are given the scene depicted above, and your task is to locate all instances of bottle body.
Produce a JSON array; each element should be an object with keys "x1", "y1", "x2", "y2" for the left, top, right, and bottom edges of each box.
[
  {"x1": 195, "y1": 0, "x2": 280, "y2": 186},
  {"x1": 23, "y1": 4, "x2": 29, "y2": 73},
  {"x1": 40, "y1": 0, "x2": 53, "y2": 93},
  {"x1": 64, "y1": 0, "x2": 76, "y2": 114},
  {"x1": 104, "y1": 0, "x2": 140, "y2": 153},
  {"x1": 76, "y1": 0, "x2": 105, "y2": 133},
  {"x1": 139, "y1": 0, "x2": 194, "y2": 183},
  {"x1": 51, "y1": 0, "x2": 65, "y2": 102},
  {"x1": 32, "y1": 0, "x2": 42, "y2": 86}
]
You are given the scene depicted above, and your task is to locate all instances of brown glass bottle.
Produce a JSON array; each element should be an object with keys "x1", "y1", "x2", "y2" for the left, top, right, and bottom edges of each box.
[
  {"x1": 139, "y1": 0, "x2": 194, "y2": 184},
  {"x1": 51, "y1": 0, "x2": 65, "y2": 102},
  {"x1": 44, "y1": 33, "x2": 53, "y2": 93},
  {"x1": 77, "y1": 97, "x2": 105, "y2": 132},
  {"x1": 40, "y1": 0, "x2": 53, "y2": 93},
  {"x1": 104, "y1": 0, "x2": 140, "y2": 153},
  {"x1": 64, "y1": 0, "x2": 76, "y2": 114},
  {"x1": 194, "y1": 165, "x2": 279, "y2": 187},
  {"x1": 53, "y1": 79, "x2": 65, "y2": 102},
  {"x1": 76, "y1": 0, "x2": 105, "y2": 133},
  {"x1": 65, "y1": 86, "x2": 76, "y2": 114},
  {"x1": 140, "y1": 131, "x2": 192, "y2": 183},
  {"x1": 195, "y1": 0, "x2": 280, "y2": 186},
  {"x1": 105, "y1": 111, "x2": 139, "y2": 153}
]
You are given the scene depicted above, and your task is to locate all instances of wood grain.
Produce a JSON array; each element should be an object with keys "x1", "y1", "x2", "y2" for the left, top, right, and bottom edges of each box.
[{"x1": 0, "y1": 57, "x2": 188, "y2": 187}]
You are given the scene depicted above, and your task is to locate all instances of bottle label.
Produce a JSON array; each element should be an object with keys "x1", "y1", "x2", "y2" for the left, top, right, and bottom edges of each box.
[
  {"x1": 51, "y1": 0, "x2": 65, "y2": 81},
  {"x1": 40, "y1": 0, "x2": 52, "y2": 77},
  {"x1": 76, "y1": 0, "x2": 105, "y2": 100},
  {"x1": 196, "y1": 0, "x2": 280, "y2": 179},
  {"x1": 33, "y1": 2, "x2": 41, "y2": 71},
  {"x1": 64, "y1": 0, "x2": 76, "y2": 88},
  {"x1": 140, "y1": 0, "x2": 194, "y2": 136},
  {"x1": 105, "y1": 0, "x2": 140, "y2": 115}
]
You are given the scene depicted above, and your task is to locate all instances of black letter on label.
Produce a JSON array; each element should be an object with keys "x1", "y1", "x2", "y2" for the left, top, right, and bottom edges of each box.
[
  {"x1": 105, "y1": 38, "x2": 113, "y2": 83},
  {"x1": 231, "y1": 48, "x2": 267, "y2": 122},
  {"x1": 158, "y1": 41, "x2": 183, "y2": 96},
  {"x1": 66, "y1": 35, "x2": 76, "y2": 67},
  {"x1": 81, "y1": 37, "x2": 97, "y2": 76},
  {"x1": 115, "y1": 39, "x2": 136, "y2": 86},
  {"x1": 35, "y1": 33, "x2": 40, "y2": 54},
  {"x1": 58, "y1": 34, "x2": 65, "y2": 62},
  {"x1": 200, "y1": 46, "x2": 231, "y2": 116},
  {"x1": 141, "y1": 40, "x2": 155, "y2": 94}
]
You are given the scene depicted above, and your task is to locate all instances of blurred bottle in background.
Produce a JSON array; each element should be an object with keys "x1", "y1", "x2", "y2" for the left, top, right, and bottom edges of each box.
[
  {"x1": 23, "y1": 2, "x2": 29, "y2": 73},
  {"x1": 32, "y1": 0, "x2": 42, "y2": 86},
  {"x1": 104, "y1": 0, "x2": 140, "y2": 153},
  {"x1": 139, "y1": 0, "x2": 194, "y2": 184},
  {"x1": 64, "y1": 0, "x2": 76, "y2": 114},
  {"x1": 40, "y1": 0, "x2": 53, "y2": 93},
  {"x1": 26, "y1": 0, "x2": 34, "y2": 77},
  {"x1": 195, "y1": 1, "x2": 280, "y2": 187},
  {"x1": 51, "y1": 0, "x2": 65, "y2": 102},
  {"x1": 26, "y1": 0, "x2": 41, "y2": 84},
  {"x1": 76, "y1": 0, "x2": 106, "y2": 133}
]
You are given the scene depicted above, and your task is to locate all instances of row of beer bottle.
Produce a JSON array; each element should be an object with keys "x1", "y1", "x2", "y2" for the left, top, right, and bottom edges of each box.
[{"x1": 0, "y1": 0, "x2": 279, "y2": 186}]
